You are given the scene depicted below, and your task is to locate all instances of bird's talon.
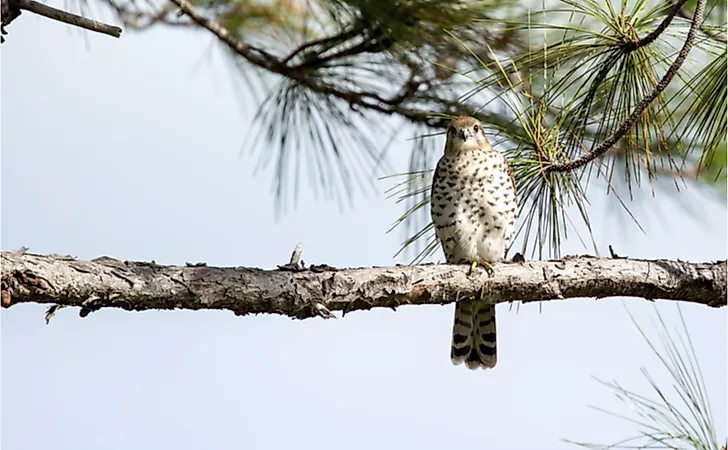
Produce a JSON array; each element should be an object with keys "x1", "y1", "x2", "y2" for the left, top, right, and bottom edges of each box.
[{"x1": 467, "y1": 260, "x2": 494, "y2": 277}]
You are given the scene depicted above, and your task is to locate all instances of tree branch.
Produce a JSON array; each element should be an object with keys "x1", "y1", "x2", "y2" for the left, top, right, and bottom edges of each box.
[
  {"x1": 104, "y1": 1, "x2": 191, "y2": 31},
  {"x1": 1, "y1": 0, "x2": 122, "y2": 42},
  {"x1": 159, "y1": 0, "x2": 519, "y2": 132},
  {"x1": 545, "y1": 0, "x2": 704, "y2": 173},
  {"x1": 2, "y1": 250, "x2": 725, "y2": 321},
  {"x1": 678, "y1": 6, "x2": 727, "y2": 43},
  {"x1": 631, "y1": 0, "x2": 689, "y2": 49},
  {"x1": 1, "y1": 0, "x2": 23, "y2": 42}
]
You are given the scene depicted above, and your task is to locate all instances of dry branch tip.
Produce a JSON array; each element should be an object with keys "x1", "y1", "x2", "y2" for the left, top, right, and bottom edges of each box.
[{"x1": 278, "y1": 242, "x2": 305, "y2": 271}]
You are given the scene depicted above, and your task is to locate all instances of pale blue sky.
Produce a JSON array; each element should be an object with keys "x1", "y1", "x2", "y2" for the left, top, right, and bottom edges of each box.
[{"x1": 1, "y1": 9, "x2": 726, "y2": 450}]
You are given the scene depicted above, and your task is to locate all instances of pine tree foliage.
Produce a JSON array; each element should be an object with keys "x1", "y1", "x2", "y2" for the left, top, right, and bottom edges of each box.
[
  {"x1": 568, "y1": 306, "x2": 724, "y2": 450},
  {"x1": 386, "y1": 0, "x2": 726, "y2": 261},
  {"x1": 2, "y1": 3, "x2": 725, "y2": 445},
  {"x1": 83, "y1": 0, "x2": 725, "y2": 259}
]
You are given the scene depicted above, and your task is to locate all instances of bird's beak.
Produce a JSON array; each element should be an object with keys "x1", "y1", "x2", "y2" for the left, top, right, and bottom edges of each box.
[{"x1": 457, "y1": 129, "x2": 471, "y2": 142}]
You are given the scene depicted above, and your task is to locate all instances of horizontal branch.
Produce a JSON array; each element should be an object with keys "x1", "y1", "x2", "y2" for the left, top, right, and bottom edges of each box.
[{"x1": 1, "y1": 250, "x2": 725, "y2": 320}]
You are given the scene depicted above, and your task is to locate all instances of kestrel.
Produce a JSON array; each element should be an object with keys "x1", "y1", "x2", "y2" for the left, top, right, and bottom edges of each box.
[{"x1": 430, "y1": 116, "x2": 518, "y2": 370}]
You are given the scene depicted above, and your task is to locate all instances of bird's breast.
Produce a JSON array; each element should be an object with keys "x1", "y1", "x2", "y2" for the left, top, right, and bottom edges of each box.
[{"x1": 431, "y1": 151, "x2": 518, "y2": 263}]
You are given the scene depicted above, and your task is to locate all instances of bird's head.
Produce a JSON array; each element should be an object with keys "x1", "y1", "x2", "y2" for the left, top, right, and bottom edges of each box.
[{"x1": 444, "y1": 116, "x2": 492, "y2": 154}]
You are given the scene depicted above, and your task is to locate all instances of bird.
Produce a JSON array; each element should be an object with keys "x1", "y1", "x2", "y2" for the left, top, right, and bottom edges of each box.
[{"x1": 430, "y1": 115, "x2": 518, "y2": 370}]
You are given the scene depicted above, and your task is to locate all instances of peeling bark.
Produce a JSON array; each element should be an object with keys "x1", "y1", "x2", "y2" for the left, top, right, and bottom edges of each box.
[{"x1": 1, "y1": 250, "x2": 725, "y2": 320}]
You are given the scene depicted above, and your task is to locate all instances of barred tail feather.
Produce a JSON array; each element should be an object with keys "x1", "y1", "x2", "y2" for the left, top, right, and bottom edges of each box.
[{"x1": 450, "y1": 302, "x2": 497, "y2": 370}]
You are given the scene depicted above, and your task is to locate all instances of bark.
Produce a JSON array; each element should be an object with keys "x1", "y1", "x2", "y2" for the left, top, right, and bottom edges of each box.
[{"x1": 1, "y1": 250, "x2": 725, "y2": 320}]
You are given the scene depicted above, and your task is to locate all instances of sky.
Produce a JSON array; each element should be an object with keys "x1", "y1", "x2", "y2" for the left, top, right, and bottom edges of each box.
[{"x1": 1, "y1": 8, "x2": 726, "y2": 450}]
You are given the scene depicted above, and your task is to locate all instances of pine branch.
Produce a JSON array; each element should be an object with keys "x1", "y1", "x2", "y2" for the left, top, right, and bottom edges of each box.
[
  {"x1": 159, "y1": 0, "x2": 508, "y2": 131},
  {"x1": 104, "y1": 1, "x2": 191, "y2": 31},
  {"x1": 545, "y1": 0, "x2": 706, "y2": 173},
  {"x1": 678, "y1": 5, "x2": 727, "y2": 44},
  {"x1": 2, "y1": 250, "x2": 725, "y2": 321},
  {"x1": 1, "y1": 0, "x2": 122, "y2": 43}
]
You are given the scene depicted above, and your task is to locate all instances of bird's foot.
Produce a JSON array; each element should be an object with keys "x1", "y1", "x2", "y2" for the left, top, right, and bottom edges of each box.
[{"x1": 468, "y1": 260, "x2": 494, "y2": 277}]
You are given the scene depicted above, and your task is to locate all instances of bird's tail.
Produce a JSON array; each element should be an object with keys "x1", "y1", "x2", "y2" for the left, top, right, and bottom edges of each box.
[{"x1": 450, "y1": 301, "x2": 497, "y2": 369}]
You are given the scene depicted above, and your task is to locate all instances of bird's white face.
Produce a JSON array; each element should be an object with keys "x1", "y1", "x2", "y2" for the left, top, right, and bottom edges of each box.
[{"x1": 445, "y1": 116, "x2": 491, "y2": 154}]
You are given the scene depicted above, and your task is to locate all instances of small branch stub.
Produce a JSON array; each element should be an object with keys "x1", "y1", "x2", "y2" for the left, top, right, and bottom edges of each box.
[{"x1": 278, "y1": 242, "x2": 304, "y2": 271}]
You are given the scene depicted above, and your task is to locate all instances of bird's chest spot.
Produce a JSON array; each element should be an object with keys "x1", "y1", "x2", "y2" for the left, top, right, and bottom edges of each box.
[{"x1": 432, "y1": 152, "x2": 517, "y2": 228}]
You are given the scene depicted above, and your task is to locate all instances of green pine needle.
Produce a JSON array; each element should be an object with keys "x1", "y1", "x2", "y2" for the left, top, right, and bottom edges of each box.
[
  {"x1": 566, "y1": 305, "x2": 723, "y2": 450},
  {"x1": 384, "y1": 0, "x2": 723, "y2": 262}
]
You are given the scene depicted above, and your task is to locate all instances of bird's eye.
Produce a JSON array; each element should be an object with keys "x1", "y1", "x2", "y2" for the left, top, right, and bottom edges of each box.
[
  {"x1": 447, "y1": 127, "x2": 455, "y2": 135},
  {"x1": 473, "y1": 124, "x2": 480, "y2": 133}
]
